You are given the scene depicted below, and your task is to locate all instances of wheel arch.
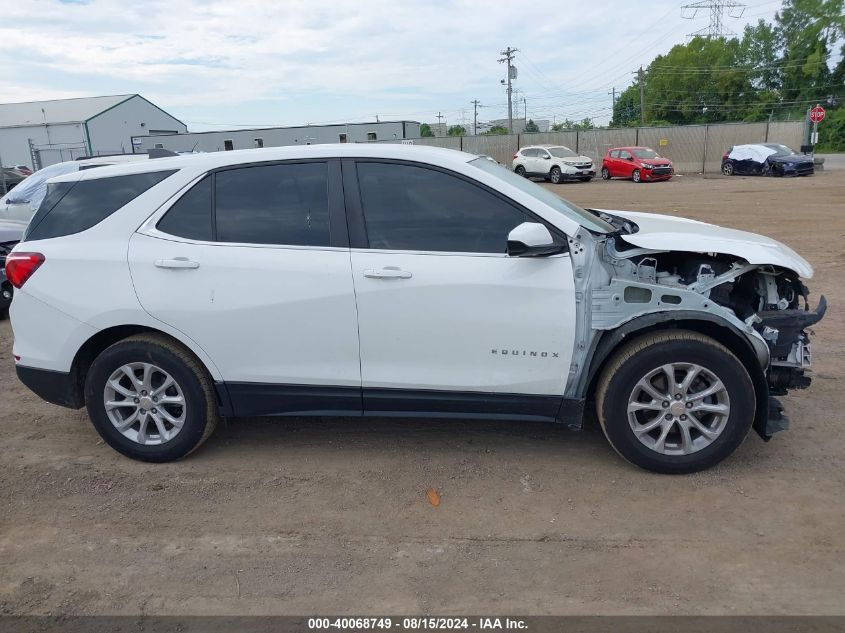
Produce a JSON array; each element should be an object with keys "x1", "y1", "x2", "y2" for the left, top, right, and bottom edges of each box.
[
  {"x1": 64, "y1": 324, "x2": 222, "y2": 409},
  {"x1": 579, "y1": 313, "x2": 770, "y2": 437}
]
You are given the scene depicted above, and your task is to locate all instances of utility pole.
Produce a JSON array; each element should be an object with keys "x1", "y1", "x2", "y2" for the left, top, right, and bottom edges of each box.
[
  {"x1": 637, "y1": 67, "x2": 645, "y2": 125},
  {"x1": 523, "y1": 96, "x2": 527, "y2": 123},
  {"x1": 471, "y1": 100, "x2": 481, "y2": 136},
  {"x1": 681, "y1": 0, "x2": 746, "y2": 38},
  {"x1": 498, "y1": 46, "x2": 518, "y2": 133},
  {"x1": 608, "y1": 87, "x2": 616, "y2": 111},
  {"x1": 436, "y1": 112, "x2": 444, "y2": 135}
]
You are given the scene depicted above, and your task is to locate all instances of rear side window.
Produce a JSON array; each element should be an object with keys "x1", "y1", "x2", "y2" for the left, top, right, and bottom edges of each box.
[
  {"x1": 156, "y1": 176, "x2": 213, "y2": 241},
  {"x1": 214, "y1": 162, "x2": 330, "y2": 246},
  {"x1": 25, "y1": 170, "x2": 176, "y2": 241}
]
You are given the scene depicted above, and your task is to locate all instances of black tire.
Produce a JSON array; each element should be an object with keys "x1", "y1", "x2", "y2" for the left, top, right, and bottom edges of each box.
[
  {"x1": 514, "y1": 165, "x2": 527, "y2": 177},
  {"x1": 722, "y1": 161, "x2": 734, "y2": 176},
  {"x1": 84, "y1": 333, "x2": 219, "y2": 462},
  {"x1": 550, "y1": 166, "x2": 563, "y2": 184},
  {"x1": 632, "y1": 169, "x2": 642, "y2": 183},
  {"x1": 595, "y1": 330, "x2": 755, "y2": 474},
  {"x1": 601, "y1": 167, "x2": 611, "y2": 180},
  {"x1": 0, "y1": 307, "x2": 7, "y2": 321}
]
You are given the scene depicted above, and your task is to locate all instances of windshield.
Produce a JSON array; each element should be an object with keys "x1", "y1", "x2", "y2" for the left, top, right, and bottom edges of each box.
[
  {"x1": 549, "y1": 147, "x2": 577, "y2": 158},
  {"x1": 764, "y1": 144, "x2": 795, "y2": 156},
  {"x1": 469, "y1": 158, "x2": 614, "y2": 234},
  {"x1": 1, "y1": 162, "x2": 79, "y2": 208},
  {"x1": 633, "y1": 148, "x2": 660, "y2": 159}
]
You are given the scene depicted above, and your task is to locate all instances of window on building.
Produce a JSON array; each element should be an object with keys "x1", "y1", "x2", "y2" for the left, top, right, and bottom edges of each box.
[
  {"x1": 224, "y1": 140, "x2": 234, "y2": 151},
  {"x1": 254, "y1": 138, "x2": 264, "y2": 148},
  {"x1": 356, "y1": 162, "x2": 529, "y2": 254},
  {"x1": 156, "y1": 176, "x2": 213, "y2": 241},
  {"x1": 214, "y1": 162, "x2": 330, "y2": 247},
  {"x1": 338, "y1": 133, "x2": 348, "y2": 143},
  {"x1": 154, "y1": 143, "x2": 164, "y2": 149},
  {"x1": 367, "y1": 132, "x2": 377, "y2": 142}
]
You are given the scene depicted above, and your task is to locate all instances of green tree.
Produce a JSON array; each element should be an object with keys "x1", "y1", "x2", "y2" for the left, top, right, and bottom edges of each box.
[
  {"x1": 524, "y1": 119, "x2": 540, "y2": 133},
  {"x1": 447, "y1": 125, "x2": 466, "y2": 136},
  {"x1": 484, "y1": 125, "x2": 509, "y2": 135},
  {"x1": 420, "y1": 123, "x2": 435, "y2": 137}
]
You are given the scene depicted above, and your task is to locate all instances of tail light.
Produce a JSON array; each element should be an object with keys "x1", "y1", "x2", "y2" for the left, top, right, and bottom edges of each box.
[
  {"x1": 5, "y1": 252, "x2": 45, "y2": 289},
  {"x1": 513, "y1": 153, "x2": 518, "y2": 160},
  {"x1": 722, "y1": 152, "x2": 729, "y2": 161}
]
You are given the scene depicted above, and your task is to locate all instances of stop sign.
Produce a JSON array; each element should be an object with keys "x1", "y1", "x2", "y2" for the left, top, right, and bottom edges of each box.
[{"x1": 810, "y1": 105, "x2": 826, "y2": 123}]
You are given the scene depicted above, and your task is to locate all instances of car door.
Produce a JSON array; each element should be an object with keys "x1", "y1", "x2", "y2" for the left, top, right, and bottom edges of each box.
[
  {"x1": 128, "y1": 159, "x2": 362, "y2": 416},
  {"x1": 344, "y1": 159, "x2": 577, "y2": 419},
  {"x1": 617, "y1": 150, "x2": 634, "y2": 177},
  {"x1": 536, "y1": 148, "x2": 552, "y2": 176},
  {"x1": 520, "y1": 148, "x2": 538, "y2": 174},
  {"x1": 607, "y1": 150, "x2": 620, "y2": 176}
]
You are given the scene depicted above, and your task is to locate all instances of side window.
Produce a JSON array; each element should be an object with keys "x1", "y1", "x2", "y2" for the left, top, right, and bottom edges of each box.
[
  {"x1": 538, "y1": 150, "x2": 550, "y2": 159},
  {"x1": 215, "y1": 162, "x2": 330, "y2": 246},
  {"x1": 25, "y1": 170, "x2": 176, "y2": 241},
  {"x1": 609, "y1": 150, "x2": 620, "y2": 159},
  {"x1": 619, "y1": 150, "x2": 632, "y2": 160},
  {"x1": 156, "y1": 176, "x2": 212, "y2": 241},
  {"x1": 356, "y1": 162, "x2": 531, "y2": 254},
  {"x1": 522, "y1": 148, "x2": 537, "y2": 157}
]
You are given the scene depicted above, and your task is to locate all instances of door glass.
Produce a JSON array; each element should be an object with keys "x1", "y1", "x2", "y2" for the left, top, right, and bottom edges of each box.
[
  {"x1": 610, "y1": 150, "x2": 620, "y2": 159},
  {"x1": 357, "y1": 162, "x2": 529, "y2": 254},
  {"x1": 156, "y1": 176, "x2": 213, "y2": 241},
  {"x1": 215, "y1": 162, "x2": 330, "y2": 246}
]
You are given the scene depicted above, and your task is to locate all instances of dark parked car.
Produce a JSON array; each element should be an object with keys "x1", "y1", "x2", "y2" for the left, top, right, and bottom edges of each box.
[
  {"x1": 722, "y1": 143, "x2": 814, "y2": 177},
  {"x1": 0, "y1": 219, "x2": 26, "y2": 318}
]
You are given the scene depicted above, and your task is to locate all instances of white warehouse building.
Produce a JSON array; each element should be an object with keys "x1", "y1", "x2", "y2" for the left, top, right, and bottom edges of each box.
[{"x1": 0, "y1": 94, "x2": 186, "y2": 170}]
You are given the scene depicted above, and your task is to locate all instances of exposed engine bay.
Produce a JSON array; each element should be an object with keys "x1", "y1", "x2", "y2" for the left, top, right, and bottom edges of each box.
[{"x1": 565, "y1": 210, "x2": 827, "y2": 438}]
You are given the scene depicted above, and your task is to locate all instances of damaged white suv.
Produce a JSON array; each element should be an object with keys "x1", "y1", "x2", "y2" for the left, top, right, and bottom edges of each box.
[{"x1": 6, "y1": 145, "x2": 825, "y2": 473}]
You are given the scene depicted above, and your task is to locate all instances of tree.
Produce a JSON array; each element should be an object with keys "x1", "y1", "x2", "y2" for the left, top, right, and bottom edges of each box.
[
  {"x1": 420, "y1": 123, "x2": 435, "y2": 137},
  {"x1": 524, "y1": 119, "x2": 540, "y2": 133},
  {"x1": 484, "y1": 125, "x2": 509, "y2": 135},
  {"x1": 447, "y1": 125, "x2": 466, "y2": 137}
]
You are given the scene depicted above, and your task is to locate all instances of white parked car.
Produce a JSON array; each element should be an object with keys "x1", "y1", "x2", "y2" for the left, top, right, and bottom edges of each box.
[
  {"x1": 513, "y1": 145, "x2": 595, "y2": 183},
  {"x1": 0, "y1": 154, "x2": 153, "y2": 223},
  {"x1": 6, "y1": 145, "x2": 825, "y2": 472}
]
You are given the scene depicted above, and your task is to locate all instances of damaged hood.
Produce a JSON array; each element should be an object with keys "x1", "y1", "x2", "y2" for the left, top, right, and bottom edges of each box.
[{"x1": 603, "y1": 210, "x2": 813, "y2": 278}]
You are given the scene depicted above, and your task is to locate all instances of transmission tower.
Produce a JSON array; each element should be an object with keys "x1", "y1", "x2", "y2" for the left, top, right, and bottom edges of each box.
[{"x1": 681, "y1": 0, "x2": 746, "y2": 38}]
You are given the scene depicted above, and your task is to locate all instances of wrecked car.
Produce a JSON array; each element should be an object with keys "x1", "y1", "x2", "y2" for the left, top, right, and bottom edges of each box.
[
  {"x1": 722, "y1": 143, "x2": 814, "y2": 177},
  {"x1": 6, "y1": 145, "x2": 825, "y2": 473},
  {"x1": 0, "y1": 218, "x2": 25, "y2": 319}
]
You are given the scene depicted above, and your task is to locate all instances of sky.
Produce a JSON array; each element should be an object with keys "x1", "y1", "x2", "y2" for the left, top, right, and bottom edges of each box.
[{"x1": 1, "y1": 0, "x2": 787, "y2": 130}]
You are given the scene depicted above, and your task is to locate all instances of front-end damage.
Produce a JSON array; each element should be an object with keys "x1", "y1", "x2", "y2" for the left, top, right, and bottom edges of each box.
[{"x1": 565, "y1": 211, "x2": 826, "y2": 439}]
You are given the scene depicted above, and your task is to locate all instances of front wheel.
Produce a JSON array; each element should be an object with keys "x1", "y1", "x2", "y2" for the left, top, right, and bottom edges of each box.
[
  {"x1": 549, "y1": 166, "x2": 563, "y2": 184},
  {"x1": 632, "y1": 169, "x2": 641, "y2": 183},
  {"x1": 595, "y1": 330, "x2": 755, "y2": 474},
  {"x1": 84, "y1": 334, "x2": 219, "y2": 462},
  {"x1": 601, "y1": 167, "x2": 611, "y2": 180}
]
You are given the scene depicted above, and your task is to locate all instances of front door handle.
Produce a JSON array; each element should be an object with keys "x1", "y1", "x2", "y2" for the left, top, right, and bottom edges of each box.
[
  {"x1": 363, "y1": 267, "x2": 412, "y2": 280},
  {"x1": 155, "y1": 257, "x2": 200, "y2": 270}
]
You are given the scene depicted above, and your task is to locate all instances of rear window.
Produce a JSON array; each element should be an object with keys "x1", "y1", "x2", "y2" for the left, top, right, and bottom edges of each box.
[{"x1": 25, "y1": 170, "x2": 176, "y2": 241}]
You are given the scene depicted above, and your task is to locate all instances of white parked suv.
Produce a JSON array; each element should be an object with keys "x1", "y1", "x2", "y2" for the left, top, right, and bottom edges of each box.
[
  {"x1": 513, "y1": 145, "x2": 595, "y2": 183},
  {"x1": 6, "y1": 145, "x2": 825, "y2": 472}
]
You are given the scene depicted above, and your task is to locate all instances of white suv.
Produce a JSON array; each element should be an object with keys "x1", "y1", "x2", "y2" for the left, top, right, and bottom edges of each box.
[
  {"x1": 513, "y1": 145, "x2": 595, "y2": 183},
  {"x1": 6, "y1": 145, "x2": 825, "y2": 473}
]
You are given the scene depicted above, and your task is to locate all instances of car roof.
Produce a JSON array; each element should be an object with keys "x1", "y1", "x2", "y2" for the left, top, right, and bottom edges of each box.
[{"x1": 48, "y1": 144, "x2": 479, "y2": 183}]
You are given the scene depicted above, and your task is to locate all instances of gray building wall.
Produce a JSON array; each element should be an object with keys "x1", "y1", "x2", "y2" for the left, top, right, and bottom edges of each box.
[
  {"x1": 0, "y1": 122, "x2": 87, "y2": 168},
  {"x1": 88, "y1": 95, "x2": 186, "y2": 156},
  {"x1": 132, "y1": 121, "x2": 421, "y2": 153}
]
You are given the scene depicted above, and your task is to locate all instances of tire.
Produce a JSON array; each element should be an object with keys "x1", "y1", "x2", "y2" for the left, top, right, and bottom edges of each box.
[
  {"x1": 595, "y1": 330, "x2": 755, "y2": 474},
  {"x1": 601, "y1": 167, "x2": 611, "y2": 180},
  {"x1": 550, "y1": 166, "x2": 563, "y2": 184},
  {"x1": 514, "y1": 165, "x2": 527, "y2": 177},
  {"x1": 84, "y1": 333, "x2": 219, "y2": 462},
  {"x1": 722, "y1": 161, "x2": 734, "y2": 176},
  {"x1": 632, "y1": 169, "x2": 641, "y2": 183}
]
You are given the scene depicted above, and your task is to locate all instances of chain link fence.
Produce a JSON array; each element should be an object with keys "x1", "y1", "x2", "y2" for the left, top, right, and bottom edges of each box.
[{"x1": 378, "y1": 121, "x2": 805, "y2": 176}]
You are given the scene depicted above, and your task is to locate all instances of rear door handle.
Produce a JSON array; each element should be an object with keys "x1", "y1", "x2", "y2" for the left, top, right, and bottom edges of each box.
[
  {"x1": 155, "y1": 257, "x2": 200, "y2": 269},
  {"x1": 363, "y1": 267, "x2": 412, "y2": 279}
]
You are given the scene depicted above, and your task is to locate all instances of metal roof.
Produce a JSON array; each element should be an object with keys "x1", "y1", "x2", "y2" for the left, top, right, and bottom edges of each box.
[{"x1": 0, "y1": 94, "x2": 135, "y2": 128}]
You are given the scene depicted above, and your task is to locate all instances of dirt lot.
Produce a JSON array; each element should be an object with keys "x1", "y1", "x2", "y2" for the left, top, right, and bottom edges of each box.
[{"x1": 1, "y1": 172, "x2": 843, "y2": 616}]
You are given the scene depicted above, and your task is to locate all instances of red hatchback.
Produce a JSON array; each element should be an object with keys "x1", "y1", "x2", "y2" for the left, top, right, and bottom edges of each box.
[{"x1": 601, "y1": 146, "x2": 674, "y2": 183}]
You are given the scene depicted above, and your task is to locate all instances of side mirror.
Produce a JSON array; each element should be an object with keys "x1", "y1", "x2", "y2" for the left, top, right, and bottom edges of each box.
[
  {"x1": 542, "y1": 154, "x2": 550, "y2": 160},
  {"x1": 507, "y1": 222, "x2": 564, "y2": 257}
]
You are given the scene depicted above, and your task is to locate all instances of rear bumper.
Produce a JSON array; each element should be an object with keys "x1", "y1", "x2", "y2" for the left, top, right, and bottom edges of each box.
[{"x1": 15, "y1": 365, "x2": 84, "y2": 409}]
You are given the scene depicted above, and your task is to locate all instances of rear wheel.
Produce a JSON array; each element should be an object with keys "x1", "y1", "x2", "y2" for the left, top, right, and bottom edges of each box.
[
  {"x1": 84, "y1": 334, "x2": 219, "y2": 462},
  {"x1": 632, "y1": 169, "x2": 641, "y2": 183},
  {"x1": 722, "y1": 161, "x2": 734, "y2": 176},
  {"x1": 514, "y1": 165, "x2": 527, "y2": 177},
  {"x1": 550, "y1": 166, "x2": 563, "y2": 184},
  {"x1": 596, "y1": 330, "x2": 755, "y2": 474},
  {"x1": 601, "y1": 167, "x2": 611, "y2": 180}
]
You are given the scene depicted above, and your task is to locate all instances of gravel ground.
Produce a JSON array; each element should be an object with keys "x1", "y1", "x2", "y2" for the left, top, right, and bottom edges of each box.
[{"x1": 0, "y1": 171, "x2": 843, "y2": 615}]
